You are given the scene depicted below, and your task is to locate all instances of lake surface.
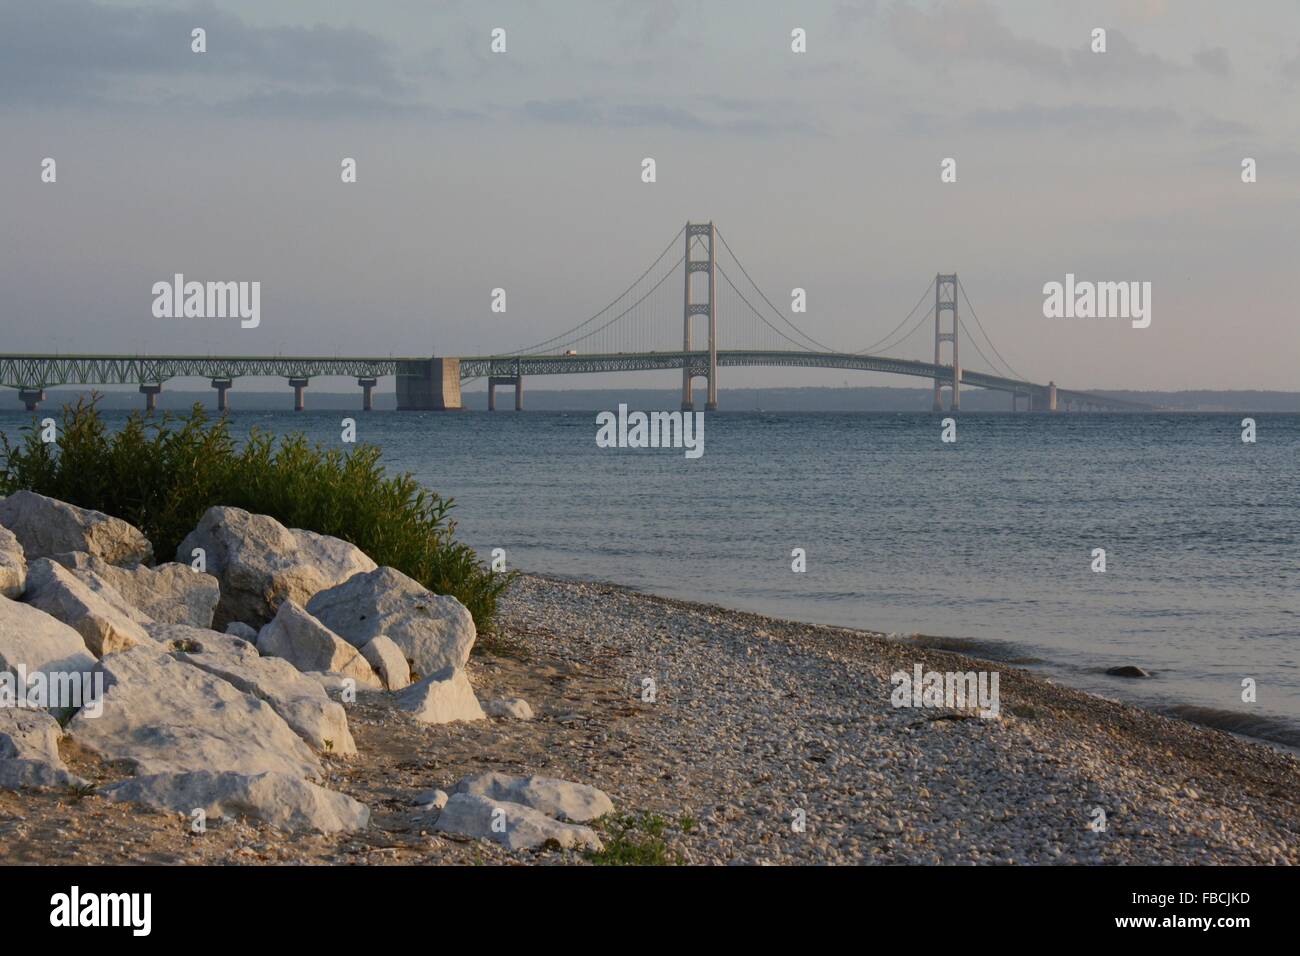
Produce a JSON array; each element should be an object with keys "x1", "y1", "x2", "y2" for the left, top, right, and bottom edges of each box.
[{"x1": 4, "y1": 407, "x2": 1296, "y2": 747}]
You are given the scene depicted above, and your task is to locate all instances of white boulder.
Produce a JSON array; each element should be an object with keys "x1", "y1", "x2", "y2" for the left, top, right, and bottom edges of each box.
[
  {"x1": 394, "y1": 666, "x2": 485, "y2": 725},
  {"x1": 177, "y1": 506, "x2": 376, "y2": 627},
  {"x1": 484, "y1": 697, "x2": 534, "y2": 720},
  {"x1": 156, "y1": 624, "x2": 357, "y2": 755},
  {"x1": 100, "y1": 770, "x2": 370, "y2": 834},
  {"x1": 256, "y1": 601, "x2": 380, "y2": 689},
  {"x1": 359, "y1": 635, "x2": 411, "y2": 690},
  {"x1": 451, "y1": 771, "x2": 613, "y2": 823},
  {"x1": 0, "y1": 525, "x2": 25, "y2": 598},
  {"x1": 52, "y1": 552, "x2": 219, "y2": 628},
  {"x1": 434, "y1": 793, "x2": 603, "y2": 852},
  {"x1": 0, "y1": 594, "x2": 98, "y2": 678},
  {"x1": 0, "y1": 490, "x2": 152, "y2": 565},
  {"x1": 0, "y1": 708, "x2": 85, "y2": 791},
  {"x1": 22, "y1": 558, "x2": 152, "y2": 657},
  {"x1": 306, "y1": 566, "x2": 476, "y2": 678},
  {"x1": 65, "y1": 645, "x2": 322, "y2": 780}
]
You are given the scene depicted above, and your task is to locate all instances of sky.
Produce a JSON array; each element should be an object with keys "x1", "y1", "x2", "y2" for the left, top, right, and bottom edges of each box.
[{"x1": 2, "y1": 0, "x2": 1298, "y2": 392}]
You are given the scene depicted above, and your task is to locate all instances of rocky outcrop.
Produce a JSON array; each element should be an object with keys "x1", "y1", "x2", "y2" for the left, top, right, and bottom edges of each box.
[
  {"x1": 52, "y1": 552, "x2": 219, "y2": 628},
  {"x1": 100, "y1": 770, "x2": 370, "y2": 834},
  {"x1": 0, "y1": 525, "x2": 25, "y2": 599},
  {"x1": 158, "y1": 625, "x2": 357, "y2": 755},
  {"x1": 0, "y1": 594, "x2": 97, "y2": 678},
  {"x1": 484, "y1": 697, "x2": 534, "y2": 720},
  {"x1": 66, "y1": 645, "x2": 322, "y2": 780},
  {"x1": 256, "y1": 601, "x2": 380, "y2": 689},
  {"x1": 177, "y1": 506, "x2": 376, "y2": 628},
  {"x1": 1106, "y1": 665, "x2": 1152, "y2": 678},
  {"x1": 22, "y1": 558, "x2": 152, "y2": 656},
  {"x1": 359, "y1": 635, "x2": 411, "y2": 691},
  {"x1": 434, "y1": 793, "x2": 603, "y2": 851},
  {"x1": 305, "y1": 566, "x2": 476, "y2": 678},
  {"x1": 394, "y1": 666, "x2": 484, "y2": 724},
  {"x1": 0, "y1": 490, "x2": 152, "y2": 566},
  {"x1": 450, "y1": 771, "x2": 613, "y2": 823}
]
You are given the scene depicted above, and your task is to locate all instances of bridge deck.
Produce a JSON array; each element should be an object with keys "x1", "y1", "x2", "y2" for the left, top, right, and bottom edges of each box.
[{"x1": 0, "y1": 351, "x2": 1149, "y2": 411}]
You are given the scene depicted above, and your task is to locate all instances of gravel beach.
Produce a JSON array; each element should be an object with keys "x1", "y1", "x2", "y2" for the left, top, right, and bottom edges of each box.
[{"x1": 3, "y1": 573, "x2": 1296, "y2": 865}]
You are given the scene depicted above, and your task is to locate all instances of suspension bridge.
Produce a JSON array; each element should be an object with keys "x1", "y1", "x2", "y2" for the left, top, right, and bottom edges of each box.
[{"x1": 0, "y1": 222, "x2": 1149, "y2": 413}]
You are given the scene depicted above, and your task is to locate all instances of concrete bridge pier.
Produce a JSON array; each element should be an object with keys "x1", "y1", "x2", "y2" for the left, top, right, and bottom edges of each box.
[
  {"x1": 358, "y1": 377, "x2": 378, "y2": 411},
  {"x1": 139, "y1": 383, "x2": 161, "y2": 413},
  {"x1": 396, "y1": 358, "x2": 461, "y2": 410},
  {"x1": 488, "y1": 376, "x2": 522, "y2": 411},
  {"x1": 289, "y1": 377, "x2": 309, "y2": 412},
  {"x1": 19, "y1": 388, "x2": 45, "y2": 412},
  {"x1": 211, "y1": 378, "x2": 232, "y2": 412}
]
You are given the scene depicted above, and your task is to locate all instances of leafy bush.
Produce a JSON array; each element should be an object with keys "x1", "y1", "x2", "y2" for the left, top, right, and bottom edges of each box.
[{"x1": 0, "y1": 398, "x2": 512, "y2": 630}]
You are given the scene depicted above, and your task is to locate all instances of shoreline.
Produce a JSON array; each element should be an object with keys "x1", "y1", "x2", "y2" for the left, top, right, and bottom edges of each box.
[
  {"x1": 7, "y1": 571, "x2": 1295, "y2": 864},
  {"x1": 527, "y1": 569, "x2": 1300, "y2": 753}
]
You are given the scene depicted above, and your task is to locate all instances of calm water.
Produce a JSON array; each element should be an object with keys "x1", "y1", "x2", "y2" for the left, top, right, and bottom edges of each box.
[{"x1": 4, "y1": 408, "x2": 1297, "y2": 747}]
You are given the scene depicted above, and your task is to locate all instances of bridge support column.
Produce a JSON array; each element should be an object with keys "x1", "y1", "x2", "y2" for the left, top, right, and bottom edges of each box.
[
  {"x1": 515, "y1": 376, "x2": 523, "y2": 411},
  {"x1": 139, "y1": 383, "x2": 161, "y2": 413},
  {"x1": 932, "y1": 274, "x2": 960, "y2": 412},
  {"x1": 396, "y1": 358, "x2": 462, "y2": 411},
  {"x1": 358, "y1": 377, "x2": 377, "y2": 412},
  {"x1": 488, "y1": 376, "x2": 522, "y2": 411},
  {"x1": 211, "y1": 378, "x2": 232, "y2": 413},
  {"x1": 683, "y1": 221, "x2": 718, "y2": 412},
  {"x1": 1048, "y1": 381, "x2": 1058, "y2": 413},
  {"x1": 18, "y1": 388, "x2": 45, "y2": 412},
  {"x1": 289, "y1": 377, "x2": 309, "y2": 412}
]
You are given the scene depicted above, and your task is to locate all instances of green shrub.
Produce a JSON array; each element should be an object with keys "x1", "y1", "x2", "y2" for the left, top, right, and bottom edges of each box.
[{"x1": 0, "y1": 397, "x2": 512, "y2": 631}]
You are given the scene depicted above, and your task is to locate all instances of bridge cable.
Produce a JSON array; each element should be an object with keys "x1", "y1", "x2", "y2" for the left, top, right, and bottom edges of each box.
[
  {"x1": 501, "y1": 224, "x2": 686, "y2": 356},
  {"x1": 957, "y1": 278, "x2": 1028, "y2": 382},
  {"x1": 539, "y1": 254, "x2": 686, "y2": 351},
  {"x1": 714, "y1": 229, "x2": 834, "y2": 352},
  {"x1": 849, "y1": 277, "x2": 936, "y2": 355},
  {"x1": 715, "y1": 264, "x2": 830, "y2": 352},
  {"x1": 874, "y1": 304, "x2": 936, "y2": 358}
]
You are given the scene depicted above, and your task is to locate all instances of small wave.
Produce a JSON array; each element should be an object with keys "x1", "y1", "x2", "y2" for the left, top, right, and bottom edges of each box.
[{"x1": 1156, "y1": 704, "x2": 1300, "y2": 749}]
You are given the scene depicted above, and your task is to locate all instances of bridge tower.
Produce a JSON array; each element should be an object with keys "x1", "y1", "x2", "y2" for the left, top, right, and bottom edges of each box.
[
  {"x1": 932, "y1": 273, "x2": 960, "y2": 412},
  {"x1": 681, "y1": 221, "x2": 718, "y2": 411}
]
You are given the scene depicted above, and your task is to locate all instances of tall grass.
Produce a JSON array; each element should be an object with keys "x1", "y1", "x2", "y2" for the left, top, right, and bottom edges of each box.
[{"x1": 0, "y1": 398, "x2": 512, "y2": 630}]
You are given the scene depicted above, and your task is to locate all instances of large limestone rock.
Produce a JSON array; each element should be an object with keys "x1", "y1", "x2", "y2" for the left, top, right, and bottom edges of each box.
[
  {"x1": 156, "y1": 624, "x2": 357, "y2": 754},
  {"x1": 0, "y1": 490, "x2": 152, "y2": 566},
  {"x1": 0, "y1": 595, "x2": 97, "y2": 678},
  {"x1": 177, "y1": 506, "x2": 376, "y2": 628},
  {"x1": 0, "y1": 525, "x2": 25, "y2": 598},
  {"x1": 395, "y1": 666, "x2": 484, "y2": 725},
  {"x1": 22, "y1": 558, "x2": 152, "y2": 657},
  {"x1": 451, "y1": 771, "x2": 613, "y2": 823},
  {"x1": 100, "y1": 770, "x2": 370, "y2": 834},
  {"x1": 306, "y1": 567, "x2": 476, "y2": 678},
  {"x1": 359, "y1": 635, "x2": 411, "y2": 690},
  {"x1": 52, "y1": 552, "x2": 219, "y2": 628},
  {"x1": 65, "y1": 645, "x2": 321, "y2": 780},
  {"x1": 0, "y1": 708, "x2": 84, "y2": 791},
  {"x1": 434, "y1": 793, "x2": 603, "y2": 852},
  {"x1": 256, "y1": 601, "x2": 380, "y2": 689}
]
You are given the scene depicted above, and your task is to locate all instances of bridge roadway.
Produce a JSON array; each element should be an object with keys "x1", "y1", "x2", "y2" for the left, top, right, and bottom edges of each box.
[{"x1": 0, "y1": 351, "x2": 1149, "y2": 412}]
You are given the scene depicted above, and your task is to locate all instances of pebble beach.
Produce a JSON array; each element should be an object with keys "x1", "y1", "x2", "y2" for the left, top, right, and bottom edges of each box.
[{"x1": 5, "y1": 572, "x2": 1296, "y2": 865}]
